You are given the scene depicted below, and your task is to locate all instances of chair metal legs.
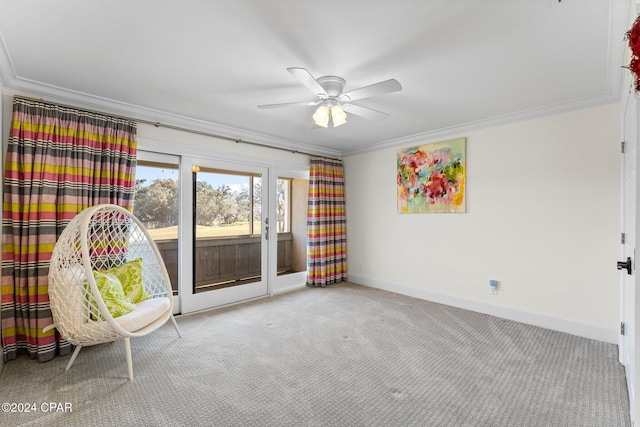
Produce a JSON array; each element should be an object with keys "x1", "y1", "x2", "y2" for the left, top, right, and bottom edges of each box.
[
  {"x1": 64, "y1": 317, "x2": 181, "y2": 381},
  {"x1": 124, "y1": 337, "x2": 133, "y2": 381},
  {"x1": 170, "y1": 314, "x2": 182, "y2": 338},
  {"x1": 65, "y1": 345, "x2": 83, "y2": 371}
]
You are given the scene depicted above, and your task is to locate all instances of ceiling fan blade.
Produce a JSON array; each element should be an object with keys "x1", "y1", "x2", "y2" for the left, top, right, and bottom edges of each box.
[
  {"x1": 342, "y1": 103, "x2": 389, "y2": 121},
  {"x1": 340, "y1": 79, "x2": 402, "y2": 102},
  {"x1": 257, "y1": 100, "x2": 320, "y2": 109},
  {"x1": 287, "y1": 67, "x2": 327, "y2": 97}
]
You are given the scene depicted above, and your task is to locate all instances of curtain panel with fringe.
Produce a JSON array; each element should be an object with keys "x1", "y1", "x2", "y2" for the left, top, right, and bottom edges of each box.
[
  {"x1": 306, "y1": 157, "x2": 347, "y2": 287},
  {"x1": 1, "y1": 97, "x2": 137, "y2": 363}
]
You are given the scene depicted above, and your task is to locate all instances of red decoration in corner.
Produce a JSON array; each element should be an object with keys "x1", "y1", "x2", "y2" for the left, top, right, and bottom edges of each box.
[{"x1": 627, "y1": 16, "x2": 640, "y2": 91}]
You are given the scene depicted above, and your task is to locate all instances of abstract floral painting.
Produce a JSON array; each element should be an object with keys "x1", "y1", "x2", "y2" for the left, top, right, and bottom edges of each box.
[{"x1": 397, "y1": 137, "x2": 466, "y2": 213}]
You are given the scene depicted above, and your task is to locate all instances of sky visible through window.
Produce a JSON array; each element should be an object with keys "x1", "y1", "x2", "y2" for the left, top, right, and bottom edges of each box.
[{"x1": 136, "y1": 165, "x2": 250, "y2": 193}]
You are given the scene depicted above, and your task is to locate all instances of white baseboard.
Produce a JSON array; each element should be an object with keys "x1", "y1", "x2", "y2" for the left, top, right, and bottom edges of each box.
[{"x1": 348, "y1": 274, "x2": 618, "y2": 344}]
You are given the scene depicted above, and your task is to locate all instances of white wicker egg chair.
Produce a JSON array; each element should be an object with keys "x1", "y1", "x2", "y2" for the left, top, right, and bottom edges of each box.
[{"x1": 46, "y1": 204, "x2": 181, "y2": 380}]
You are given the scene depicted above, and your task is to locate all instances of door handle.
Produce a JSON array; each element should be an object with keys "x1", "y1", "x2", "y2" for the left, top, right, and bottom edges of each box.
[{"x1": 617, "y1": 257, "x2": 633, "y2": 275}]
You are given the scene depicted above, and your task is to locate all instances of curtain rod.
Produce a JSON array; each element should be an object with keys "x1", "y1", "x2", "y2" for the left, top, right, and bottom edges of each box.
[
  {"x1": 138, "y1": 119, "x2": 340, "y2": 160},
  {"x1": 15, "y1": 96, "x2": 341, "y2": 161}
]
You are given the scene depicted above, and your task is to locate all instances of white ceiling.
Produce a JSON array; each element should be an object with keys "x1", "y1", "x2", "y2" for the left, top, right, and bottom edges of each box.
[{"x1": 0, "y1": 0, "x2": 632, "y2": 157}]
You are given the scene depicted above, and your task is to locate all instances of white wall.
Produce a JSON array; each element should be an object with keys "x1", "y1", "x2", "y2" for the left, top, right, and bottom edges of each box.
[
  {"x1": 136, "y1": 122, "x2": 311, "y2": 170},
  {"x1": 346, "y1": 103, "x2": 621, "y2": 343}
]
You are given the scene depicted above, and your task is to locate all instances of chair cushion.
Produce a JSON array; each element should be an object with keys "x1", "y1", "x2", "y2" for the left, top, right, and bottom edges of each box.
[
  {"x1": 72, "y1": 297, "x2": 171, "y2": 341},
  {"x1": 115, "y1": 298, "x2": 171, "y2": 332}
]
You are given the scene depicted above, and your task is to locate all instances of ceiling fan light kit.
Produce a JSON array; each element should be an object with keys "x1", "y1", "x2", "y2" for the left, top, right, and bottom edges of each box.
[
  {"x1": 258, "y1": 67, "x2": 402, "y2": 129},
  {"x1": 313, "y1": 105, "x2": 330, "y2": 127},
  {"x1": 331, "y1": 104, "x2": 347, "y2": 127},
  {"x1": 312, "y1": 103, "x2": 347, "y2": 128}
]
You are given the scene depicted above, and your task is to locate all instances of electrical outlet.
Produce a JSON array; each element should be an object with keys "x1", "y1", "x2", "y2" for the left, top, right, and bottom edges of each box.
[
  {"x1": 359, "y1": 263, "x2": 365, "y2": 272},
  {"x1": 490, "y1": 279, "x2": 499, "y2": 295}
]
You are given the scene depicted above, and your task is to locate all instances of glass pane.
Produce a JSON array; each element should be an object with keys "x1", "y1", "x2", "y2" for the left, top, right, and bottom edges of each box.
[
  {"x1": 277, "y1": 178, "x2": 291, "y2": 233},
  {"x1": 253, "y1": 177, "x2": 262, "y2": 235},
  {"x1": 195, "y1": 170, "x2": 252, "y2": 236},
  {"x1": 194, "y1": 168, "x2": 261, "y2": 293},
  {"x1": 133, "y1": 161, "x2": 179, "y2": 295}
]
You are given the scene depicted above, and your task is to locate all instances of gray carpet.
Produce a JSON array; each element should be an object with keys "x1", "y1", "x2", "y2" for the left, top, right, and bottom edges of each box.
[{"x1": 0, "y1": 283, "x2": 631, "y2": 426}]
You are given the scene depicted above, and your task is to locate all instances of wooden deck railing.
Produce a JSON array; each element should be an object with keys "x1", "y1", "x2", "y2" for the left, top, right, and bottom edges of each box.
[{"x1": 154, "y1": 233, "x2": 293, "y2": 293}]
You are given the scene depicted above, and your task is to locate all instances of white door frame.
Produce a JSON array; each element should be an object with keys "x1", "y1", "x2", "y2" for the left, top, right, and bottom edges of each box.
[
  {"x1": 621, "y1": 79, "x2": 639, "y2": 425},
  {"x1": 180, "y1": 156, "x2": 270, "y2": 314}
]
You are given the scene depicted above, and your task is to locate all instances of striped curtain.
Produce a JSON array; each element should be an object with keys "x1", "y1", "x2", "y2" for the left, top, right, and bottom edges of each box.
[
  {"x1": 1, "y1": 97, "x2": 137, "y2": 363},
  {"x1": 306, "y1": 157, "x2": 347, "y2": 287}
]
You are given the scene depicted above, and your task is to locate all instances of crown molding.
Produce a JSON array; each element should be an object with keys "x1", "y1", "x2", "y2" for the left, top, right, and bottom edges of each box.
[
  {"x1": 341, "y1": 91, "x2": 620, "y2": 157},
  {"x1": 0, "y1": 30, "x2": 15, "y2": 88}
]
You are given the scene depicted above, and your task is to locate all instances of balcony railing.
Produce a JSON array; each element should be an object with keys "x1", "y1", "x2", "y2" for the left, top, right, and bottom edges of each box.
[{"x1": 153, "y1": 233, "x2": 294, "y2": 294}]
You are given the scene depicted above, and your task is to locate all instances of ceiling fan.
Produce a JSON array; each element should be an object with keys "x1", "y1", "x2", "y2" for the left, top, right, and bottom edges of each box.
[{"x1": 257, "y1": 67, "x2": 402, "y2": 128}]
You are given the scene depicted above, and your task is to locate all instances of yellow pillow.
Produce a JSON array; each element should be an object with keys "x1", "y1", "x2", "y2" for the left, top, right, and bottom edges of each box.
[
  {"x1": 91, "y1": 271, "x2": 136, "y2": 319},
  {"x1": 104, "y1": 258, "x2": 149, "y2": 304}
]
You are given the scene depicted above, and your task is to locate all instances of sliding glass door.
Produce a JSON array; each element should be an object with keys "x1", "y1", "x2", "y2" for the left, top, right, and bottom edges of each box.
[
  {"x1": 193, "y1": 168, "x2": 262, "y2": 291},
  {"x1": 134, "y1": 152, "x2": 270, "y2": 314},
  {"x1": 181, "y1": 159, "x2": 269, "y2": 313}
]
